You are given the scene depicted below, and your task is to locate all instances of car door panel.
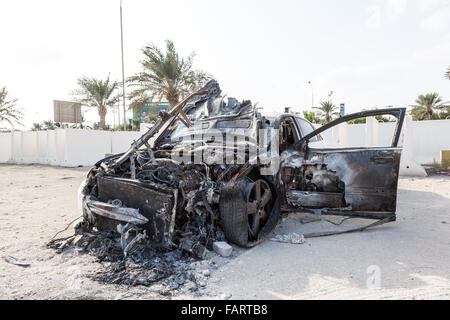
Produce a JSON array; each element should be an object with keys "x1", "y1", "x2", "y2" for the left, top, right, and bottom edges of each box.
[
  {"x1": 306, "y1": 148, "x2": 401, "y2": 212},
  {"x1": 282, "y1": 108, "x2": 406, "y2": 220}
]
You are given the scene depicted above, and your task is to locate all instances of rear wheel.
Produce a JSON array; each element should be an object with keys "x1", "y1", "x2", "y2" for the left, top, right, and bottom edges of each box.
[{"x1": 219, "y1": 179, "x2": 274, "y2": 247}]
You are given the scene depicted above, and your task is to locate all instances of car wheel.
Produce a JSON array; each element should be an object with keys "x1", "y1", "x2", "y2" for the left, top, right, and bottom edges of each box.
[{"x1": 219, "y1": 179, "x2": 274, "y2": 247}]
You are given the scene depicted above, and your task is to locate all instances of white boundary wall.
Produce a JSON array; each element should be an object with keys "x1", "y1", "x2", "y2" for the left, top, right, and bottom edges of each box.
[
  {"x1": 319, "y1": 119, "x2": 450, "y2": 165},
  {"x1": 0, "y1": 129, "x2": 141, "y2": 167},
  {"x1": 111, "y1": 131, "x2": 143, "y2": 155},
  {"x1": 0, "y1": 119, "x2": 449, "y2": 171},
  {"x1": 0, "y1": 131, "x2": 12, "y2": 163},
  {"x1": 410, "y1": 120, "x2": 450, "y2": 165}
]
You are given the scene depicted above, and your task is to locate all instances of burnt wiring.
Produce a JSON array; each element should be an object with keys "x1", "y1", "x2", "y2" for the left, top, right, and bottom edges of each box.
[{"x1": 49, "y1": 215, "x2": 82, "y2": 240}]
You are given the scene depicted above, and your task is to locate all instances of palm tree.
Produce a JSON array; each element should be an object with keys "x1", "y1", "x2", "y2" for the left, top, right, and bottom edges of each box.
[
  {"x1": 128, "y1": 40, "x2": 211, "y2": 111},
  {"x1": 43, "y1": 120, "x2": 56, "y2": 130},
  {"x1": 32, "y1": 123, "x2": 42, "y2": 131},
  {"x1": 314, "y1": 101, "x2": 338, "y2": 124},
  {"x1": 411, "y1": 93, "x2": 447, "y2": 120},
  {"x1": 0, "y1": 87, "x2": 23, "y2": 128},
  {"x1": 73, "y1": 76, "x2": 118, "y2": 130},
  {"x1": 302, "y1": 110, "x2": 320, "y2": 124},
  {"x1": 446, "y1": 66, "x2": 450, "y2": 80}
]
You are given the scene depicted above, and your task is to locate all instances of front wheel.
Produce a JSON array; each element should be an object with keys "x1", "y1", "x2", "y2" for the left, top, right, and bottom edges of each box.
[{"x1": 219, "y1": 179, "x2": 276, "y2": 247}]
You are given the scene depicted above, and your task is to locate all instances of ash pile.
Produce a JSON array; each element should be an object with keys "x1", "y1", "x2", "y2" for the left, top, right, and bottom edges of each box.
[{"x1": 47, "y1": 227, "x2": 223, "y2": 296}]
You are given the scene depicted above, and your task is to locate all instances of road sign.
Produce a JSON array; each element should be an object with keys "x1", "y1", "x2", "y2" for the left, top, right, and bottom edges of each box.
[
  {"x1": 340, "y1": 104, "x2": 345, "y2": 117},
  {"x1": 53, "y1": 100, "x2": 82, "y2": 124}
]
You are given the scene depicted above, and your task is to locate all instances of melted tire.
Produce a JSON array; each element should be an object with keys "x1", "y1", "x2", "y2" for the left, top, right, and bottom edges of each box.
[
  {"x1": 219, "y1": 181, "x2": 249, "y2": 247},
  {"x1": 219, "y1": 179, "x2": 280, "y2": 247}
]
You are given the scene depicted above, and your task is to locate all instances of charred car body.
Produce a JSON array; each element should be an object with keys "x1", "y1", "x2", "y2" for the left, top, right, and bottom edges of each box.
[{"x1": 77, "y1": 81, "x2": 406, "y2": 256}]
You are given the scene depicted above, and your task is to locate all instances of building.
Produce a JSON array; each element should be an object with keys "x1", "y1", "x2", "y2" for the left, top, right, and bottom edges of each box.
[{"x1": 133, "y1": 102, "x2": 170, "y2": 123}]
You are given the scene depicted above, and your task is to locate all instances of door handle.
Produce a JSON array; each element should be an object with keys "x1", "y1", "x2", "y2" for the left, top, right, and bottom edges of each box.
[{"x1": 371, "y1": 156, "x2": 394, "y2": 164}]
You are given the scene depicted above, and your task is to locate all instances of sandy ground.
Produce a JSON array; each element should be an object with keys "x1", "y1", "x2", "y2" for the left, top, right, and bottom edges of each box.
[{"x1": 0, "y1": 164, "x2": 449, "y2": 300}]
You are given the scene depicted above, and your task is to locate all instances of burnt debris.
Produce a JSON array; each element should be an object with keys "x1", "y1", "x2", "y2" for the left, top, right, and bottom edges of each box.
[{"x1": 47, "y1": 230, "x2": 216, "y2": 295}]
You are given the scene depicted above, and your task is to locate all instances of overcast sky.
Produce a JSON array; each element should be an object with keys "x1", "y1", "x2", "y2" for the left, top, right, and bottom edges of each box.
[{"x1": 1, "y1": 0, "x2": 449, "y2": 128}]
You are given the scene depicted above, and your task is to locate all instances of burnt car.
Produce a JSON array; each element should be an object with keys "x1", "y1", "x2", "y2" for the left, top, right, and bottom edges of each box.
[{"x1": 77, "y1": 80, "x2": 406, "y2": 254}]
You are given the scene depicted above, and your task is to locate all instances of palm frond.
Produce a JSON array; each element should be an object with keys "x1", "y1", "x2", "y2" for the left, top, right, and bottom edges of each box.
[
  {"x1": 314, "y1": 100, "x2": 338, "y2": 123},
  {"x1": 74, "y1": 75, "x2": 119, "y2": 108},
  {"x1": 0, "y1": 87, "x2": 23, "y2": 127},
  {"x1": 411, "y1": 92, "x2": 448, "y2": 120},
  {"x1": 72, "y1": 76, "x2": 118, "y2": 129},
  {"x1": 128, "y1": 39, "x2": 212, "y2": 108}
]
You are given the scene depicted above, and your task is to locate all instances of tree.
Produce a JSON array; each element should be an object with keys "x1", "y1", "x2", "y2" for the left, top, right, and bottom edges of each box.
[
  {"x1": 347, "y1": 115, "x2": 394, "y2": 124},
  {"x1": 0, "y1": 87, "x2": 23, "y2": 128},
  {"x1": 128, "y1": 40, "x2": 211, "y2": 111},
  {"x1": 73, "y1": 76, "x2": 118, "y2": 130},
  {"x1": 314, "y1": 100, "x2": 338, "y2": 124},
  {"x1": 43, "y1": 120, "x2": 56, "y2": 130},
  {"x1": 439, "y1": 106, "x2": 450, "y2": 119},
  {"x1": 31, "y1": 120, "x2": 61, "y2": 131},
  {"x1": 346, "y1": 107, "x2": 396, "y2": 124},
  {"x1": 302, "y1": 110, "x2": 320, "y2": 124},
  {"x1": 32, "y1": 123, "x2": 42, "y2": 131},
  {"x1": 446, "y1": 66, "x2": 450, "y2": 80},
  {"x1": 410, "y1": 93, "x2": 447, "y2": 120}
]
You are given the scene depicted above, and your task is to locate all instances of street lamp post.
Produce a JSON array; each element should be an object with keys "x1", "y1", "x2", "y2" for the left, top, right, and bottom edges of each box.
[
  {"x1": 117, "y1": 86, "x2": 121, "y2": 128},
  {"x1": 308, "y1": 81, "x2": 314, "y2": 109},
  {"x1": 120, "y1": 0, "x2": 127, "y2": 130},
  {"x1": 328, "y1": 90, "x2": 334, "y2": 102}
]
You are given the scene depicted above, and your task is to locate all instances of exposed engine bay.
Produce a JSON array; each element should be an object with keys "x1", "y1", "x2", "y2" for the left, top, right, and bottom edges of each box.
[{"x1": 80, "y1": 155, "x2": 225, "y2": 258}]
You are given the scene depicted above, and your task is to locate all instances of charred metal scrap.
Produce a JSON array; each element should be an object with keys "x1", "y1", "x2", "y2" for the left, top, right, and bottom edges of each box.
[{"x1": 75, "y1": 79, "x2": 406, "y2": 260}]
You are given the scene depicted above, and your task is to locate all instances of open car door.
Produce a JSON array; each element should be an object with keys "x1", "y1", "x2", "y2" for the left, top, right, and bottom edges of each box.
[{"x1": 281, "y1": 108, "x2": 406, "y2": 221}]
